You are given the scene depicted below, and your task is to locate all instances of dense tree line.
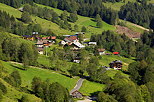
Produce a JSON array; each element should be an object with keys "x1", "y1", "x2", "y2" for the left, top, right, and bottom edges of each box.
[
  {"x1": 0, "y1": 0, "x2": 33, "y2": 8},
  {"x1": 0, "y1": 32, "x2": 38, "y2": 66},
  {"x1": 102, "y1": 0, "x2": 122, "y2": 3},
  {"x1": 119, "y1": 2, "x2": 154, "y2": 29},
  {"x1": 90, "y1": 30, "x2": 154, "y2": 59},
  {"x1": 32, "y1": 0, "x2": 118, "y2": 25},
  {"x1": 23, "y1": 4, "x2": 78, "y2": 30},
  {"x1": 31, "y1": 77, "x2": 72, "y2": 102},
  {"x1": 0, "y1": 10, "x2": 44, "y2": 36}
]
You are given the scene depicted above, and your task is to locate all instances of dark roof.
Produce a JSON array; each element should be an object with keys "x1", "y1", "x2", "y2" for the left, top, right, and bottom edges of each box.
[
  {"x1": 64, "y1": 35, "x2": 78, "y2": 42},
  {"x1": 36, "y1": 40, "x2": 43, "y2": 45},
  {"x1": 110, "y1": 60, "x2": 122, "y2": 64},
  {"x1": 97, "y1": 49, "x2": 105, "y2": 52},
  {"x1": 23, "y1": 35, "x2": 33, "y2": 38},
  {"x1": 37, "y1": 47, "x2": 44, "y2": 51}
]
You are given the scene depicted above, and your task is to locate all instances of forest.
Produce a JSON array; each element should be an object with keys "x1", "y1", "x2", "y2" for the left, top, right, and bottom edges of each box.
[
  {"x1": 0, "y1": 0, "x2": 153, "y2": 101},
  {"x1": 119, "y1": 2, "x2": 154, "y2": 29}
]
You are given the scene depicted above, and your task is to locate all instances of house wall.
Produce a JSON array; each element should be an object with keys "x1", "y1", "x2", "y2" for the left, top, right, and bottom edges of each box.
[{"x1": 38, "y1": 51, "x2": 43, "y2": 55}]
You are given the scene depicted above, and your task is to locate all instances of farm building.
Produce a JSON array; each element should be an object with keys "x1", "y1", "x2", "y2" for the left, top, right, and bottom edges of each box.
[
  {"x1": 71, "y1": 90, "x2": 83, "y2": 99},
  {"x1": 97, "y1": 49, "x2": 106, "y2": 55},
  {"x1": 109, "y1": 60, "x2": 122, "y2": 70}
]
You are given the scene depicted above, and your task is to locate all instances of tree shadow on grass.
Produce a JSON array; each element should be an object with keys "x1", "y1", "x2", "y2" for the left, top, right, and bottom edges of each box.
[{"x1": 10, "y1": 64, "x2": 26, "y2": 70}]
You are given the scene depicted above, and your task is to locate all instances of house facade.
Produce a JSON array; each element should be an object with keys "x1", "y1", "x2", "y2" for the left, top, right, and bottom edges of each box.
[
  {"x1": 97, "y1": 49, "x2": 106, "y2": 55},
  {"x1": 109, "y1": 60, "x2": 122, "y2": 70}
]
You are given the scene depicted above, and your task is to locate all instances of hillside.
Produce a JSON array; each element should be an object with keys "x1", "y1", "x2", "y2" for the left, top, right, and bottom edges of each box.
[{"x1": 0, "y1": 3, "x2": 115, "y2": 38}]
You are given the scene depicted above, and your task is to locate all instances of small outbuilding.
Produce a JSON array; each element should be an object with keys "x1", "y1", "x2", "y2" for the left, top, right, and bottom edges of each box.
[
  {"x1": 109, "y1": 60, "x2": 122, "y2": 70},
  {"x1": 71, "y1": 90, "x2": 83, "y2": 99}
]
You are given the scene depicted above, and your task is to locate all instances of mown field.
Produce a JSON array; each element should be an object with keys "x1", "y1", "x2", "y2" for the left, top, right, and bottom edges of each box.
[
  {"x1": 2, "y1": 61, "x2": 106, "y2": 96},
  {"x1": 102, "y1": 0, "x2": 154, "y2": 11},
  {"x1": 0, "y1": 3, "x2": 115, "y2": 38},
  {"x1": 99, "y1": 55, "x2": 134, "y2": 70},
  {"x1": 0, "y1": 78, "x2": 41, "y2": 102}
]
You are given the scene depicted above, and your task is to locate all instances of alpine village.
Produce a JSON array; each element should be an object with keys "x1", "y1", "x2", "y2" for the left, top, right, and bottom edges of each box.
[{"x1": 0, "y1": 0, "x2": 154, "y2": 102}]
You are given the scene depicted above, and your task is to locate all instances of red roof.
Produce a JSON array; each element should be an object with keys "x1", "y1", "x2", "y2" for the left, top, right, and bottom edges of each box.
[
  {"x1": 51, "y1": 36, "x2": 56, "y2": 40},
  {"x1": 65, "y1": 36, "x2": 78, "y2": 42},
  {"x1": 113, "y1": 52, "x2": 119, "y2": 54}
]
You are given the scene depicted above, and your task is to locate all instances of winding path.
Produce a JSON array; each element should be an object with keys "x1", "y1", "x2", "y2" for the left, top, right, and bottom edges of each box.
[{"x1": 70, "y1": 78, "x2": 84, "y2": 95}]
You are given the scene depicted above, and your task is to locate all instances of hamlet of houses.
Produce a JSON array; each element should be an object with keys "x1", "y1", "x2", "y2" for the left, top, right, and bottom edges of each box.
[{"x1": 22, "y1": 32, "x2": 123, "y2": 70}]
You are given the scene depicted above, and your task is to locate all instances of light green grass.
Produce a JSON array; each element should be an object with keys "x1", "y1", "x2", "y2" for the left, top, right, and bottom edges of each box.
[
  {"x1": 36, "y1": 4, "x2": 116, "y2": 38},
  {"x1": 102, "y1": 0, "x2": 136, "y2": 11},
  {"x1": 99, "y1": 55, "x2": 134, "y2": 70},
  {"x1": 2, "y1": 61, "x2": 78, "y2": 91},
  {"x1": 0, "y1": 78, "x2": 41, "y2": 102},
  {"x1": 79, "y1": 80, "x2": 105, "y2": 96}
]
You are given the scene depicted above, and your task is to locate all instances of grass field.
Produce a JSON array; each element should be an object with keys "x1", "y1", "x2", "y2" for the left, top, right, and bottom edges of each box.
[
  {"x1": 36, "y1": 4, "x2": 116, "y2": 37},
  {"x1": 102, "y1": 0, "x2": 136, "y2": 11},
  {"x1": 2, "y1": 61, "x2": 108, "y2": 96},
  {"x1": 79, "y1": 80, "x2": 105, "y2": 96},
  {"x1": 2, "y1": 61, "x2": 78, "y2": 91},
  {"x1": 0, "y1": 78, "x2": 41, "y2": 102},
  {"x1": 0, "y1": 3, "x2": 115, "y2": 38},
  {"x1": 99, "y1": 55, "x2": 134, "y2": 70}
]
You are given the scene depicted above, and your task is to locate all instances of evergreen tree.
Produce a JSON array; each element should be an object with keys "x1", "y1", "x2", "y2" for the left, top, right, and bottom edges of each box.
[
  {"x1": 81, "y1": 26, "x2": 87, "y2": 32},
  {"x1": 97, "y1": 21, "x2": 103, "y2": 28},
  {"x1": 21, "y1": 12, "x2": 32, "y2": 23}
]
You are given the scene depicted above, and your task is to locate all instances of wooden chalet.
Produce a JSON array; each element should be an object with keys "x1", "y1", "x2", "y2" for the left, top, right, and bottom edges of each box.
[
  {"x1": 71, "y1": 90, "x2": 83, "y2": 99},
  {"x1": 97, "y1": 49, "x2": 106, "y2": 55},
  {"x1": 109, "y1": 60, "x2": 122, "y2": 70},
  {"x1": 22, "y1": 35, "x2": 34, "y2": 41},
  {"x1": 37, "y1": 47, "x2": 44, "y2": 55}
]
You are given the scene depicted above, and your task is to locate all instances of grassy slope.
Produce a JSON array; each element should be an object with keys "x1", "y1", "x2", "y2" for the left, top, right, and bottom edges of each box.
[
  {"x1": 102, "y1": 0, "x2": 136, "y2": 11},
  {"x1": 0, "y1": 78, "x2": 41, "y2": 102},
  {"x1": 0, "y1": 3, "x2": 115, "y2": 38},
  {"x1": 2, "y1": 61, "x2": 78, "y2": 91},
  {"x1": 99, "y1": 55, "x2": 134, "y2": 70},
  {"x1": 35, "y1": 4, "x2": 116, "y2": 37},
  {"x1": 79, "y1": 80, "x2": 105, "y2": 96}
]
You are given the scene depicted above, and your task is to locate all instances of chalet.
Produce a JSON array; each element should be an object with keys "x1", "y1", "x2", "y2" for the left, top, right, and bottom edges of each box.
[
  {"x1": 22, "y1": 35, "x2": 34, "y2": 41},
  {"x1": 75, "y1": 32, "x2": 85, "y2": 35},
  {"x1": 37, "y1": 47, "x2": 44, "y2": 55},
  {"x1": 41, "y1": 36, "x2": 56, "y2": 43},
  {"x1": 61, "y1": 35, "x2": 85, "y2": 49},
  {"x1": 109, "y1": 60, "x2": 122, "y2": 70},
  {"x1": 113, "y1": 52, "x2": 120, "y2": 55},
  {"x1": 64, "y1": 35, "x2": 78, "y2": 43},
  {"x1": 73, "y1": 57, "x2": 80, "y2": 63},
  {"x1": 71, "y1": 90, "x2": 83, "y2": 99},
  {"x1": 36, "y1": 40, "x2": 44, "y2": 47},
  {"x1": 97, "y1": 49, "x2": 106, "y2": 55},
  {"x1": 88, "y1": 42, "x2": 97, "y2": 46}
]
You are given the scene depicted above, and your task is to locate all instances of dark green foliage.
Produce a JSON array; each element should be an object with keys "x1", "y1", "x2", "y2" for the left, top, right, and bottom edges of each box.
[
  {"x1": 0, "y1": 32, "x2": 38, "y2": 65},
  {"x1": 0, "y1": 82, "x2": 7, "y2": 94},
  {"x1": 74, "y1": 24, "x2": 79, "y2": 31},
  {"x1": 102, "y1": 0, "x2": 122, "y2": 3},
  {"x1": 119, "y1": 2, "x2": 154, "y2": 28},
  {"x1": 68, "y1": 12, "x2": 78, "y2": 23},
  {"x1": 69, "y1": 64, "x2": 80, "y2": 76},
  {"x1": 98, "y1": 92, "x2": 118, "y2": 102},
  {"x1": 20, "y1": 95, "x2": 30, "y2": 102},
  {"x1": 31, "y1": 77, "x2": 71, "y2": 102},
  {"x1": 146, "y1": 82, "x2": 154, "y2": 101},
  {"x1": 81, "y1": 26, "x2": 87, "y2": 32},
  {"x1": 4, "y1": 71, "x2": 21, "y2": 87},
  {"x1": 96, "y1": 21, "x2": 103, "y2": 28},
  {"x1": 0, "y1": 10, "x2": 43, "y2": 36},
  {"x1": 32, "y1": 0, "x2": 118, "y2": 25},
  {"x1": 21, "y1": 12, "x2": 32, "y2": 23},
  {"x1": 105, "y1": 72, "x2": 143, "y2": 102}
]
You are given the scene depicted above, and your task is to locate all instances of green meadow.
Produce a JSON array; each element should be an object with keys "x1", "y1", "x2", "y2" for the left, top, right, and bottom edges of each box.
[{"x1": 99, "y1": 55, "x2": 134, "y2": 70}]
